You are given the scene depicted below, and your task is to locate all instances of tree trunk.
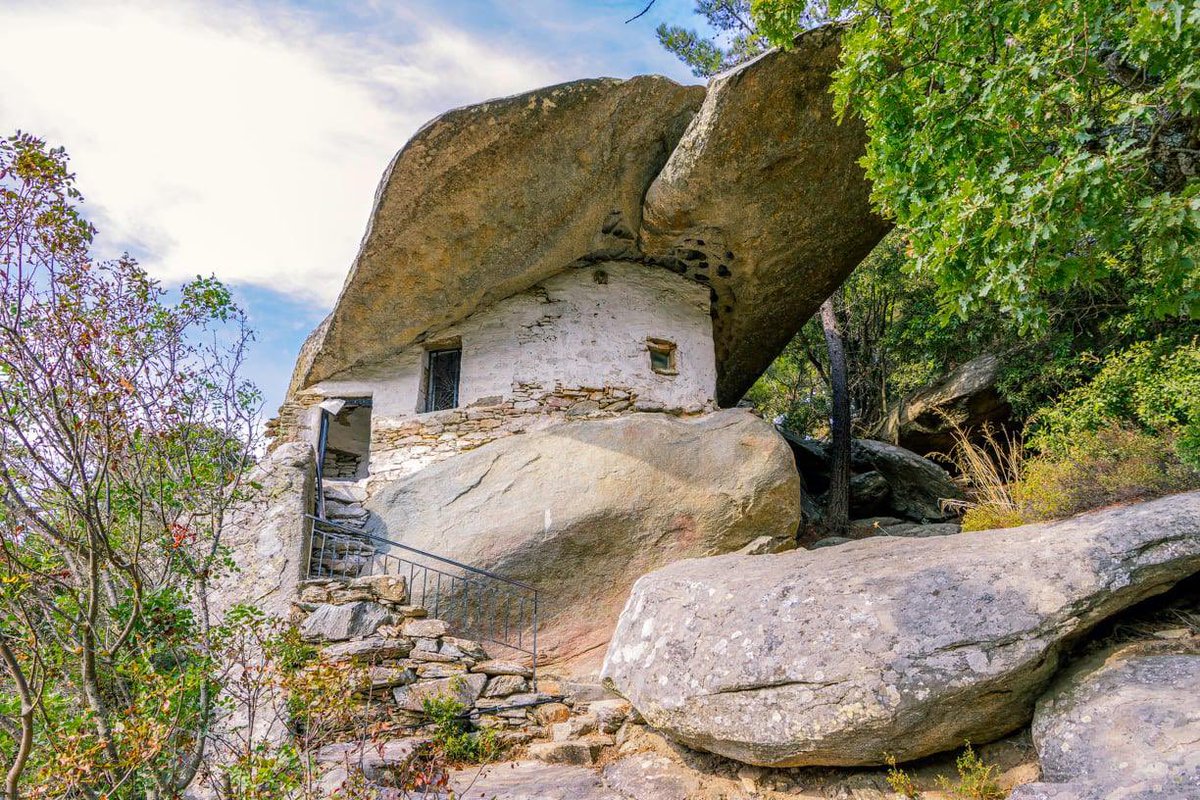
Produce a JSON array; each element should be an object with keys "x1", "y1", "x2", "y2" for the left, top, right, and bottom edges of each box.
[
  {"x1": 1, "y1": 636, "x2": 34, "y2": 800},
  {"x1": 821, "y1": 295, "x2": 851, "y2": 535}
]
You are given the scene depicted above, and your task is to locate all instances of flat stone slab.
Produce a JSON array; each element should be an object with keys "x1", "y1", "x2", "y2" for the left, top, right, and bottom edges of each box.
[
  {"x1": 300, "y1": 601, "x2": 391, "y2": 642},
  {"x1": 450, "y1": 761, "x2": 621, "y2": 800},
  {"x1": 601, "y1": 753, "x2": 702, "y2": 800}
]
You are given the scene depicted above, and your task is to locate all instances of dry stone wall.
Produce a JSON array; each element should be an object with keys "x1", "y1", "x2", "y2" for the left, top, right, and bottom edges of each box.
[
  {"x1": 369, "y1": 381, "x2": 713, "y2": 479},
  {"x1": 295, "y1": 574, "x2": 546, "y2": 733},
  {"x1": 293, "y1": 573, "x2": 643, "y2": 761}
]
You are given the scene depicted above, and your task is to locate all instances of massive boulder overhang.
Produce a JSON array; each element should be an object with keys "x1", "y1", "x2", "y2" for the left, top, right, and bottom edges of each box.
[
  {"x1": 640, "y1": 26, "x2": 890, "y2": 403},
  {"x1": 289, "y1": 26, "x2": 888, "y2": 405}
]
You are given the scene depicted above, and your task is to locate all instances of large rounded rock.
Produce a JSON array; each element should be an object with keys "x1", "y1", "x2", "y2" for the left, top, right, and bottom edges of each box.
[
  {"x1": 292, "y1": 76, "x2": 704, "y2": 391},
  {"x1": 777, "y1": 428, "x2": 962, "y2": 522},
  {"x1": 1010, "y1": 642, "x2": 1200, "y2": 800},
  {"x1": 601, "y1": 492, "x2": 1200, "y2": 767},
  {"x1": 877, "y1": 354, "x2": 1011, "y2": 456},
  {"x1": 365, "y1": 410, "x2": 800, "y2": 671},
  {"x1": 639, "y1": 25, "x2": 890, "y2": 404},
  {"x1": 851, "y1": 438, "x2": 961, "y2": 522}
]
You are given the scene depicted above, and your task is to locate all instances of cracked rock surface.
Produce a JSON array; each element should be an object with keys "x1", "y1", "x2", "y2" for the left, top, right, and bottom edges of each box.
[
  {"x1": 601, "y1": 492, "x2": 1200, "y2": 767},
  {"x1": 1010, "y1": 641, "x2": 1200, "y2": 800}
]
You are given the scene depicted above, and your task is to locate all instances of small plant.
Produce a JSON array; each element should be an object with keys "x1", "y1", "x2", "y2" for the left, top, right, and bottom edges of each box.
[
  {"x1": 936, "y1": 421, "x2": 1028, "y2": 532},
  {"x1": 422, "y1": 689, "x2": 499, "y2": 765},
  {"x1": 934, "y1": 742, "x2": 1004, "y2": 800},
  {"x1": 885, "y1": 753, "x2": 920, "y2": 799}
]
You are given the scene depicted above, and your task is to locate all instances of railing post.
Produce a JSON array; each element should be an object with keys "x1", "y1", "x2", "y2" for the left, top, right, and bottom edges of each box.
[
  {"x1": 314, "y1": 410, "x2": 330, "y2": 520},
  {"x1": 531, "y1": 591, "x2": 539, "y2": 691}
]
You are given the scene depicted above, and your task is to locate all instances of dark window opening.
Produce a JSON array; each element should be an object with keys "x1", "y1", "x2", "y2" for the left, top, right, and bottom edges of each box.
[
  {"x1": 647, "y1": 338, "x2": 678, "y2": 375},
  {"x1": 424, "y1": 347, "x2": 462, "y2": 412}
]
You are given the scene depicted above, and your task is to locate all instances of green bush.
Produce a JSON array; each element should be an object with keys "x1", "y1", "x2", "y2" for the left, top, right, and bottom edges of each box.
[
  {"x1": 936, "y1": 743, "x2": 1005, "y2": 800},
  {"x1": 954, "y1": 340, "x2": 1200, "y2": 530},
  {"x1": 1018, "y1": 425, "x2": 1200, "y2": 519},
  {"x1": 1029, "y1": 339, "x2": 1200, "y2": 470},
  {"x1": 422, "y1": 691, "x2": 499, "y2": 765}
]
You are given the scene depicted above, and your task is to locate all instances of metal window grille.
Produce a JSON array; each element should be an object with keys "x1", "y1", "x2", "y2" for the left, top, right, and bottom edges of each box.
[{"x1": 424, "y1": 348, "x2": 461, "y2": 412}]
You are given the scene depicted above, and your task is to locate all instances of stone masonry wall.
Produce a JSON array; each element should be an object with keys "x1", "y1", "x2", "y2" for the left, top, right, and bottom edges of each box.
[
  {"x1": 370, "y1": 381, "x2": 714, "y2": 479},
  {"x1": 266, "y1": 382, "x2": 716, "y2": 480},
  {"x1": 265, "y1": 394, "x2": 321, "y2": 453}
]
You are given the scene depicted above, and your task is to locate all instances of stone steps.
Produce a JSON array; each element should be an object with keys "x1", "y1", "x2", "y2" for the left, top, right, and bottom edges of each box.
[
  {"x1": 295, "y1": 574, "x2": 646, "y2": 794},
  {"x1": 311, "y1": 481, "x2": 375, "y2": 579}
]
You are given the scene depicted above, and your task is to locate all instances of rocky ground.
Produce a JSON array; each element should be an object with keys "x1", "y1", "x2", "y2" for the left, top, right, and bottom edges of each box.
[
  {"x1": 295, "y1": 495, "x2": 1199, "y2": 800},
  {"x1": 311, "y1": 572, "x2": 1199, "y2": 800}
]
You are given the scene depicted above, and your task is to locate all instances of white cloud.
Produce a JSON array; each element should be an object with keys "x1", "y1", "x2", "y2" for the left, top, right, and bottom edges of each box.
[{"x1": 0, "y1": 0, "x2": 559, "y2": 303}]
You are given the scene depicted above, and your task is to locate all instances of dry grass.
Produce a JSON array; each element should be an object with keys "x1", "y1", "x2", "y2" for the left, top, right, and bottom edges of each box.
[
  {"x1": 934, "y1": 421, "x2": 1028, "y2": 532},
  {"x1": 937, "y1": 418, "x2": 1200, "y2": 531}
]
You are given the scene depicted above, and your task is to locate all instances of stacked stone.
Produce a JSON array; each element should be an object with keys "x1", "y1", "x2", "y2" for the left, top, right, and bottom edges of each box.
[
  {"x1": 294, "y1": 574, "x2": 552, "y2": 737},
  {"x1": 265, "y1": 381, "x2": 719, "y2": 470},
  {"x1": 321, "y1": 450, "x2": 362, "y2": 479},
  {"x1": 308, "y1": 483, "x2": 375, "y2": 578},
  {"x1": 295, "y1": 573, "x2": 654, "y2": 797},
  {"x1": 369, "y1": 381, "x2": 715, "y2": 479},
  {"x1": 524, "y1": 694, "x2": 637, "y2": 767},
  {"x1": 264, "y1": 394, "x2": 321, "y2": 451}
]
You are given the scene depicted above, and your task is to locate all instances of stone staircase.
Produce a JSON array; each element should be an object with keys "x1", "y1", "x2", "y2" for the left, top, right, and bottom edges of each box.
[
  {"x1": 310, "y1": 479, "x2": 376, "y2": 578},
  {"x1": 293, "y1": 570, "x2": 637, "y2": 796}
]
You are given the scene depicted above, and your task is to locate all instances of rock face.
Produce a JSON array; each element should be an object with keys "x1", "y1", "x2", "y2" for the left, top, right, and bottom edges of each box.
[
  {"x1": 601, "y1": 492, "x2": 1200, "y2": 768},
  {"x1": 291, "y1": 77, "x2": 704, "y2": 392},
  {"x1": 778, "y1": 428, "x2": 961, "y2": 523},
  {"x1": 877, "y1": 354, "x2": 1011, "y2": 456},
  {"x1": 639, "y1": 26, "x2": 890, "y2": 404},
  {"x1": 1011, "y1": 643, "x2": 1200, "y2": 800},
  {"x1": 206, "y1": 442, "x2": 315, "y2": 754},
  {"x1": 287, "y1": 26, "x2": 884, "y2": 406},
  {"x1": 851, "y1": 438, "x2": 960, "y2": 522},
  {"x1": 366, "y1": 409, "x2": 801, "y2": 670},
  {"x1": 210, "y1": 442, "x2": 313, "y2": 621}
]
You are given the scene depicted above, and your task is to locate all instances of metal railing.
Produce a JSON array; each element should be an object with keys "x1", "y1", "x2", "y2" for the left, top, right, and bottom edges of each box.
[{"x1": 305, "y1": 514, "x2": 539, "y2": 684}]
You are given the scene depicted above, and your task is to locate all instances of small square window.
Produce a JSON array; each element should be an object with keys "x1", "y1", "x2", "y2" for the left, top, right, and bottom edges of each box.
[{"x1": 647, "y1": 338, "x2": 677, "y2": 375}]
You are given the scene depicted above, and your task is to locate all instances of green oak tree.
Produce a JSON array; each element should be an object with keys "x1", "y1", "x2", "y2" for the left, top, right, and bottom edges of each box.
[{"x1": 753, "y1": 0, "x2": 1199, "y2": 325}]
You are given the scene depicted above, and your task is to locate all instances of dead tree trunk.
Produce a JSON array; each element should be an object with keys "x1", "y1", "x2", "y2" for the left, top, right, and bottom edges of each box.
[{"x1": 821, "y1": 295, "x2": 851, "y2": 535}]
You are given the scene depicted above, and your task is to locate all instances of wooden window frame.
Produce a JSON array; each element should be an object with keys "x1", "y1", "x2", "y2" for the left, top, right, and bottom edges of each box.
[{"x1": 646, "y1": 337, "x2": 678, "y2": 376}]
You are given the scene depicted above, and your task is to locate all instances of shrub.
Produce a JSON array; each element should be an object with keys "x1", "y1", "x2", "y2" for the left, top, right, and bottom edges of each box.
[
  {"x1": 935, "y1": 743, "x2": 1005, "y2": 800},
  {"x1": 946, "y1": 341, "x2": 1200, "y2": 530},
  {"x1": 884, "y1": 754, "x2": 920, "y2": 799},
  {"x1": 1016, "y1": 425, "x2": 1200, "y2": 519},
  {"x1": 1029, "y1": 339, "x2": 1200, "y2": 470},
  {"x1": 422, "y1": 692, "x2": 499, "y2": 765},
  {"x1": 961, "y1": 504, "x2": 1029, "y2": 533}
]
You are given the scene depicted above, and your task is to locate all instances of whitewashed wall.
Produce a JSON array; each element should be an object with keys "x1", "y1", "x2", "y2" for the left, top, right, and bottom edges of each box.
[{"x1": 309, "y1": 261, "x2": 715, "y2": 416}]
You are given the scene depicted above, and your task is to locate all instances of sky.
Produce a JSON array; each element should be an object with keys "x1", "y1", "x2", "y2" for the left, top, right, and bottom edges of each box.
[{"x1": 0, "y1": 0, "x2": 707, "y2": 414}]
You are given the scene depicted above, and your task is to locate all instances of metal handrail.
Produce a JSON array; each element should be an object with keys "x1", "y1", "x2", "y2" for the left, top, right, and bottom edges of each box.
[
  {"x1": 307, "y1": 513, "x2": 537, "y2": 594},
  {"x1": 304, "y1": 513, "x2": 539, "y2": 683},
  {"x1": 305, "y1": 514, "x2": 538, "y2": 592}
]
